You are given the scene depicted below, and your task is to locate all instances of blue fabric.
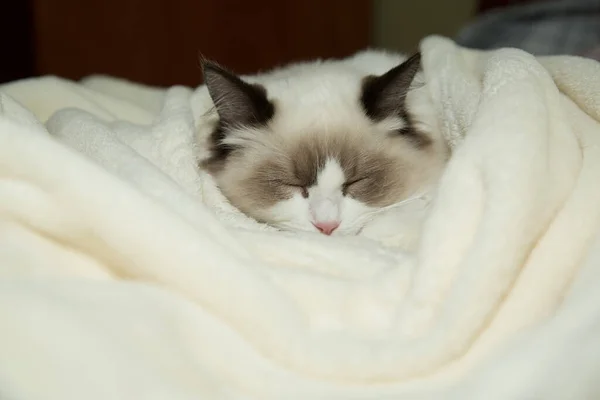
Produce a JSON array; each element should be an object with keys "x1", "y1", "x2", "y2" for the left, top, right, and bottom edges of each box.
[{"x1": 456, "y1": 0, "x2": 600, "y2": 56}]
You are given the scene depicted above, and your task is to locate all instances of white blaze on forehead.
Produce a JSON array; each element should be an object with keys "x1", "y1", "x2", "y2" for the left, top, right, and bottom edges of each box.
[
  {"x1": 309, "y1": 159, "x2": 345, "y2": 222},
  {"x1": 316, "y1": 158, "x2": 345, "y2": 191}
]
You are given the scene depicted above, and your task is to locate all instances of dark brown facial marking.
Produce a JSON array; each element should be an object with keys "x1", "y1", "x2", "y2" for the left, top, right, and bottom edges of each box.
[
  {"x1": 200, "y1": 61, "x2": 275, "y2": 174},
  {"x1": 236, "y1": 140, "x2": 329, "y2": 209},
  {"x1": 237, "y1": 135, "x2": 410, "y2": 209},
  {"x1": 291, "y1": 140, "x2": 326, "y2": 187},
  {"x1": 341, "y1": 155, "x2": 406, "y2": 207},
  {"x1": 239, "y1": 157, "x2": 298, "y2": 209}
]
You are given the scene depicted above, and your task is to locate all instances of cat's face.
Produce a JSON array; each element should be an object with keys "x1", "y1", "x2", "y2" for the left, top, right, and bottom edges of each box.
[{"x1": 199, "y1": 53, "x2": 448, "y2": 236}]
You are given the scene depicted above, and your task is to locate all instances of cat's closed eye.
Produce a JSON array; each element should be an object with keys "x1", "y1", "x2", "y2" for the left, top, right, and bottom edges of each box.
[
  {"x1": 342, "y1": 177, "x2": 368, "y2": 196},
  {"x1": 288, "y1": 184, "x2": 309, "y2": 198},
  {"x1": 278, "y1": 181, "x2": 309, "y2": 198}
]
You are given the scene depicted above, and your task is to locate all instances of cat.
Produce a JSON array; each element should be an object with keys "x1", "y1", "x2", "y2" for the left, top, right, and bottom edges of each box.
[{"x1": 196, "y1": 50, "x2": 449, "y2": 236}]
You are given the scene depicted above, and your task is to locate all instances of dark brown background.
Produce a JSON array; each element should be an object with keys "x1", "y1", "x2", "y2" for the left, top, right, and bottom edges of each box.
[
  {"x1": 3, "y1": 0, "x2": 372, "y2": 87},
  {"x1": 2, "y1": 0, "x2": 501, "y2": 87},
  {"x1": 2, "y1": 1, "x2": 35, "y2": 84}
]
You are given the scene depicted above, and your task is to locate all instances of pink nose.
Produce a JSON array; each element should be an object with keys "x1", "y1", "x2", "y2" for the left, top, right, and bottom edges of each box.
[{"x1": 313, "y1": 221, "x2": 340, "y2": 235}]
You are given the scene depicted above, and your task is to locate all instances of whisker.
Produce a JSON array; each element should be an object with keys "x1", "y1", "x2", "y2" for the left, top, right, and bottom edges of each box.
[
  {"x1": 368, "y1": 191, "x2": 429, "y2": 216},
  {"x1": 349, "y1": 189, "x2": 433, "y2": 230}
]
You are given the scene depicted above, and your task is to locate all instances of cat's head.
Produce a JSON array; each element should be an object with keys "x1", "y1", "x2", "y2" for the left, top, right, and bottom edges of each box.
[{"x1": 199, "y1": 53, "x2": 448, "y2": 236}]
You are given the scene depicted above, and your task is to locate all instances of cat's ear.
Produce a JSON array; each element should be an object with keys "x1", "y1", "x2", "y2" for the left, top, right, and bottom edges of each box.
[
  {"x1": 202, "y1": 61, "x2": 274, "y2": 128},
  {"x1": 360, "y1": 52, "x2": 421, "y2": 121}
]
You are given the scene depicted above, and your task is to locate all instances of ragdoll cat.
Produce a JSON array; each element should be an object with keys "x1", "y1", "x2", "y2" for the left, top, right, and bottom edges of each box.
[{"x1": 197, "y1": 50, "x2": 449, "y2": 236}]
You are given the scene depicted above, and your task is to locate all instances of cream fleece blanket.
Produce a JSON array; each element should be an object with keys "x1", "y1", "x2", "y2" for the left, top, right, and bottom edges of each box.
[{"x1": 1, "y1": 35, "x2": 600, "y2": 399}]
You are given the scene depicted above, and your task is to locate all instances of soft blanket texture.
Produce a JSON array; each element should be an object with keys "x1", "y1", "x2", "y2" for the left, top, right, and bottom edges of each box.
[{"x1": 1, "y1": 35, "x2": 600, "y2": 399}]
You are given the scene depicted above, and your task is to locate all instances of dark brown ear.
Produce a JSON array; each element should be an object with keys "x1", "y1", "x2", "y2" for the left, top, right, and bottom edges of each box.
[
  {"x1": 200, "y1": 61, "x2": 276, "y2": 173},
  {"x1": 202, "y1": 61, "x2": 274, "y2": 128},
  {"x1": 360, "y1": 52, "x2": 421, "y2": 121}
]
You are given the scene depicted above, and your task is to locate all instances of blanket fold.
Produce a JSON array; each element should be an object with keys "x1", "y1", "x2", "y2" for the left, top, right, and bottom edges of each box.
[{"x1": 1, "y1": 35, "x2": 600, "y2": 399}]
